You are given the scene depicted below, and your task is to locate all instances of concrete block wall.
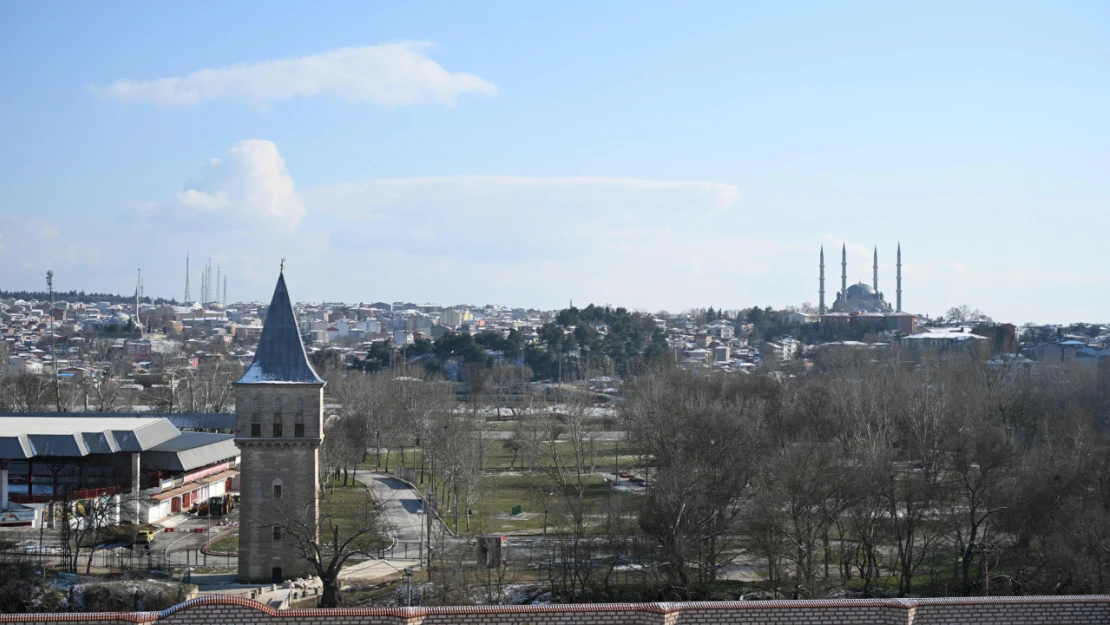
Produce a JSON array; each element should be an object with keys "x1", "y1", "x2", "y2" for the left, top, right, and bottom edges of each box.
[{"x1": 1, "y1": 595, "x2": 1108, "y2": 625}]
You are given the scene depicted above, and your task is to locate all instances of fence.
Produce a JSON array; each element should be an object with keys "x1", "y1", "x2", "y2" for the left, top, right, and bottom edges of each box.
[
  {"x1": 0, "y1": 546, "x2": 231, "y2": 580},
  {"x1": 374, "y1": 540, "x2": 424, "y2": 561}
]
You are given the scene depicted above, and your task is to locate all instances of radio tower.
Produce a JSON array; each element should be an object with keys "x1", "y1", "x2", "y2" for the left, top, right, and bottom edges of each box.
[
  {"x1": 184, "y1": 254, "x2": 191, "y2": 303},
  {"x1": 223, "y1": 275, "x2": 227, "y2": 306},
  {"x1": 216, "y1": 266, "x2": 221, "y2": 304}
]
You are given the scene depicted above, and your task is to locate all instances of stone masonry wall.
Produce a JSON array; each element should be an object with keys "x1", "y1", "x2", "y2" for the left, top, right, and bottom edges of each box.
[
  {"x1": 1, "y1": 595, "x2": 1107, "y2": 625},
  {"x1": 235, "y1": 384, "x2": 324, "y2": 584}
]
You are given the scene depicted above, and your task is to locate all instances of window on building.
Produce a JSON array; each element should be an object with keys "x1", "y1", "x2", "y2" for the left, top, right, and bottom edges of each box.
[
  {"x1": 273, "y1": 483, "x2": 282, "y2": 499},
  {"x1": 252, "y1": 397, "x2": 261, "y2": 413},
  {"x1": 250, "y1": 423, "x2": 261, "y2": 437},
  {"x1": 274, "y1": 397, "x2": 283, "y2": 413},
  {"x1": 273, "y1": 525, "x2": 282, "y2": 540},
  {"x1": 273, "y1": 422, "x2": 283, "y2": 437},
  {"x1": 295, "y1": 398, "x2": 304, "y2": 413},
  {"x1": 294, "y1": 423, "x2": 305, "y2": 437}
]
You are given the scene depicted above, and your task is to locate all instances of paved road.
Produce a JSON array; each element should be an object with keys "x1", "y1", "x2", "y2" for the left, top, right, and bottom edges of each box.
[
  {"x1": 354, "y1": 473, "x2": 426, "y2": 544},
  {"x1": 161, "y1": 510, "x2": 239, "y2": 567}
]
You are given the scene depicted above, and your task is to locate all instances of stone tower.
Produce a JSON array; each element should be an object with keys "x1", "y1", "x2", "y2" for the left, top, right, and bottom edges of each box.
[{"x1": 234, "y1": 269, "x2": 325, "y2": 584}]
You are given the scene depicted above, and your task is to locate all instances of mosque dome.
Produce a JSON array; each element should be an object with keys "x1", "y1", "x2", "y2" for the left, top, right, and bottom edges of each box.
[{"x1": 846, "y1": 282, "x2": 875, "y2": 298}]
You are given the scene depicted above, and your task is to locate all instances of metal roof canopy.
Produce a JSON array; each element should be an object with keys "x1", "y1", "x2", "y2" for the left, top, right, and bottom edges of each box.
[
  {"x1": 143, "y1": 432, "x2": 238, "y2": 472},
  {"x1": 0, "y1": 417, "x2": 180, "y2": 460},
  {"x1": 0, "y1": 412, "x2": 236, "y2": 432}
]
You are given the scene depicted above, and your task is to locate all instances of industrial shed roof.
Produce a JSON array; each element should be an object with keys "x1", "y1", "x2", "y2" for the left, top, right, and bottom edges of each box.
[
  {"x1": 143, "y1": 432, "x2": 238, "y2": 472},
  {"x1": 0, "y1": 417, "x2": 180, "y2": 460}
]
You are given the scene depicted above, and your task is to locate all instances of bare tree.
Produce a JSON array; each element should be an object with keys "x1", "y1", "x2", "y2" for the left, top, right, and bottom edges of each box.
[
  {"x1": 625, "y1": 367, "x2": 768, "y2": 598},
  {"x1": 276, "y1": 490, "x2": 384, "y2": 607}
]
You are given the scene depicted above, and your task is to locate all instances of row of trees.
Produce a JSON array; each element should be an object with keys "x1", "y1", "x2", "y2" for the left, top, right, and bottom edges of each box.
[
  {"x1": 0, "y1": 359, "x2": 241, "y2": 414},
  {"x1": 619, "y1": 353, "x2": 1110, "y2": 599},
  {"x1": 309, "y1": 346, "x2": 1110, "y2": 603}
]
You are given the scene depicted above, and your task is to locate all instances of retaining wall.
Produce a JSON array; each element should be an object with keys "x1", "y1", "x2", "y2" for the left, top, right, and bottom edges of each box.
[{"x1": 1, "y1": 594, "x2": 1107, "y2": 625}]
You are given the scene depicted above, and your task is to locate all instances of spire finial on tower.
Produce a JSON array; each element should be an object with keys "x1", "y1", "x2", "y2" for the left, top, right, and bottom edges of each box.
[{"x1": 280, "y1": 257, "x2": 286, "y2": 274}]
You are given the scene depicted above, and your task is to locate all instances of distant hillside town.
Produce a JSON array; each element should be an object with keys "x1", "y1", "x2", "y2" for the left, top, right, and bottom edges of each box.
[{"x1": 2, "y1": 281, "x2": 1108, "y2": 409}]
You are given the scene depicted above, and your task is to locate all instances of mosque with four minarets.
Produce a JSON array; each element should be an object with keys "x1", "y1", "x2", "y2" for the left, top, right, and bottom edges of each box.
[{"x1": 818, "y1": 243, "x2": 917, "y2": 334}]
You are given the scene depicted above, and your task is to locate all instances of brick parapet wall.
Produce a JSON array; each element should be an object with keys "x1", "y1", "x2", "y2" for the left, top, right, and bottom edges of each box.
[{"x1": 2, "y1": 594, "x2": 1108, "y2": 625}]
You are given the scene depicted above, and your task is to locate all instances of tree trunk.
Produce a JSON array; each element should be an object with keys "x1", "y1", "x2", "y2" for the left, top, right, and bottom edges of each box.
[{"x1": 319, "y1": 578, "x2": 342, "y2": 607}]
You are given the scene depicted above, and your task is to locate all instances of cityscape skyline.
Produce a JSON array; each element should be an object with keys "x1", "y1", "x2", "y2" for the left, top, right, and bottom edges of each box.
[{"x1": 1, "y1": 2, "x2": 1107, "y2": 323}]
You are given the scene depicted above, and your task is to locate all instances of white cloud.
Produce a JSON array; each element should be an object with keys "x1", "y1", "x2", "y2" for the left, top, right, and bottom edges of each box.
[
  {"x1": 0, "y1": 232, "x2": 6, "y2": 253},
  {"x1": 38, "y1": 226, "x2": 60, "y2": 238},
  {"x1": 172, "y1": 139, "x2": 304, "y2": 229},
  {"x1": 308, "y1": 175, "x2": 743, "y2": 264},
  {"x1": 93, "y1": 42, "x2": 498, "y2": 109},
  {"x1": 177, "y1": 189, "x2": 229, "y2": 210}
]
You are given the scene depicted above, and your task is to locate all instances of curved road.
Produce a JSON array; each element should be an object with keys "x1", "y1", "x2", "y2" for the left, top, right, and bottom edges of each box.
[{"x1": 354, "y1": 473, "x2": 426, "y2": 545}]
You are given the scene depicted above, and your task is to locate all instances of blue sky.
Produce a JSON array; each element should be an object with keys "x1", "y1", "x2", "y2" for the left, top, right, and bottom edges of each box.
[{"x1": 1, "y1": 1, "x2": 1107, "y2": 323}]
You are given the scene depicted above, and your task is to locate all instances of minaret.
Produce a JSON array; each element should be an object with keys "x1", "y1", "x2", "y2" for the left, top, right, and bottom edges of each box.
[
  {"x1": 841, "y1": 243, "x2": 847, "y2": 298},
  {"x1": 184, "y1": 254, "x2": 191, "y2": 303},
  {"x1": 896, "y1": 242, "x2": 903, "y2": 312},
  {"x1": 135, "y1": 268, "x2": 141, "y2": 333},
  {"x1": 873, "y1": 246, "x2": 879, "y2": 293},
  {"x1": 818, "y1": 247, "x2": 826, "y2": 314}
]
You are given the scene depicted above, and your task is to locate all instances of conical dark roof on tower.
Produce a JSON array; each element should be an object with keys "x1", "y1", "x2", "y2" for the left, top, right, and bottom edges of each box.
[{"x1": 237, "y1": 271, "x2": 324, "y2": 385}]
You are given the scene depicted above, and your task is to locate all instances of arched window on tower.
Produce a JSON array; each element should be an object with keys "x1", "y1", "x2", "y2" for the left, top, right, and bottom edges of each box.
[
  {"x1": 272, "y1": 478, "x2": 283, "y2": 499},
  {"x1": 273, "y1": 397, "x2": 284, "y2": 437},
  {"x1": 294, "y1": 398, "x2": 305, "y2": 438},
  {"x1": 250, "y1": 396, "x2": 262, "y2": 437}
]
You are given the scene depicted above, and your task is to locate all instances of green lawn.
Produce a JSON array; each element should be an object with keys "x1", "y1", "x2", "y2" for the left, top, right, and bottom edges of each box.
[
  {"x1": 320, "y1": 478, "x2": 388, "y2": 552},
  {"x1": 482, "y1": 439, "x2": 644, "y2": 472},
  {"x1": 361, "y1": 440, "x2": 645, "y2": 475},
  {"x1": 209, "y1": 531, "x2": 238, "y2": 554},
  {"x1": 427, "y1": 471, "x2": 640, "y2": 535}
]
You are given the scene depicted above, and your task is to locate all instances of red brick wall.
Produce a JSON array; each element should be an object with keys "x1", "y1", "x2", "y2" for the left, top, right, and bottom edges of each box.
[{"x1": 0, "y1": 594, "x2": 1107, "y2": 625}]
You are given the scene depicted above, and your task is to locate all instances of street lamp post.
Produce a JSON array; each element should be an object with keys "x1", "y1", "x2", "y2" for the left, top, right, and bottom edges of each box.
[{"x1": 972, "y1": 542, "x2": 997, "y2": 596}]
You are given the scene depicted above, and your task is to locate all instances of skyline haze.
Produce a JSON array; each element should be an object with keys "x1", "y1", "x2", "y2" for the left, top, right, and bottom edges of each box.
[{"x1": 1, "y1": 1, "x2": 1107, "y2": 324}]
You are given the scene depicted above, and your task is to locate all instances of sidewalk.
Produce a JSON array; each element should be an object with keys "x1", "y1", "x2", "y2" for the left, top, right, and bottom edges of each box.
[
  {"x1": 194, "y1": 558, "x2": 418, "y2": 608},
  {"x1": 153, "y1": 512, "x2": 193, "y2": 529},
  {"x1": 341, "y1": 557, "x2": 419, "y2": 582}
]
